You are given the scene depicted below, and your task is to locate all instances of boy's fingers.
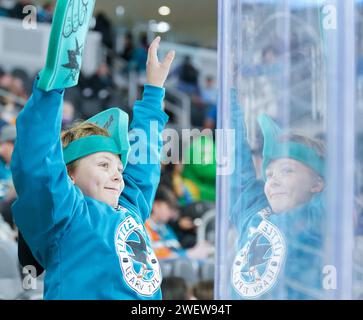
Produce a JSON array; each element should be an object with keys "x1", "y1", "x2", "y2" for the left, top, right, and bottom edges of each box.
[
  {"x1": 148, "y1": 36, "x2": 161, "y2": 63},
  {"x1": 162, "y1": 50, "x2": 175, "y2": 68}
]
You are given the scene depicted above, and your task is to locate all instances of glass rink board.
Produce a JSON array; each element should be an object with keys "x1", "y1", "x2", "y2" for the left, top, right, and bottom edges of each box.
[{"x1": 216, "y1": 0, "x2": 363, "y2": 299}]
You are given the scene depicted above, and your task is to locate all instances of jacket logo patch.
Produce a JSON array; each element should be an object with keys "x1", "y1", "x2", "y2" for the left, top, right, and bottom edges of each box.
[
  {"x1": 115, "y1": 216, "x2": 161, "y2": 296},
  {"x1": 232, "y1": 217, "x2": 286, "y2": 298}
]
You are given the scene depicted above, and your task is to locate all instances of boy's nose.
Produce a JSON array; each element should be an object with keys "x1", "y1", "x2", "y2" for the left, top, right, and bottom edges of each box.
[
  {"x1": 111, "y1": 169, "x2": 122, "y2": 182},
  {"x1": 267, "y1": 175, "x2": 281, "y2": 187}
]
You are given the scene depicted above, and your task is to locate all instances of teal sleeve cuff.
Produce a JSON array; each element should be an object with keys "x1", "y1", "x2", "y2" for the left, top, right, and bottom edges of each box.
[{"x1": 142, "y1": 84, "x2": 166, "y2": 110}]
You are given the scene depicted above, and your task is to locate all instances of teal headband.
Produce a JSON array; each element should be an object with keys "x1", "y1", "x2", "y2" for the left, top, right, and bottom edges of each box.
[
  {"x1": 62, "y1": 107, "x2": 130, "y2": 168},
  {"x1": 63, "y1": 135, "x2": 120, "y2": 165},
  {"x1": 258, "y1": 114, "x2": 325, "y2": 179}
]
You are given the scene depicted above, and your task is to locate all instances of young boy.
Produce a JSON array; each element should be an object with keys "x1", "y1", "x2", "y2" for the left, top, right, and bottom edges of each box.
[
  {"x1": 230, "y1": 91, "x2": 326, "y2": 300},
  {"x1": 11, "y1": 36, "x2": 175, "y2": 300}
]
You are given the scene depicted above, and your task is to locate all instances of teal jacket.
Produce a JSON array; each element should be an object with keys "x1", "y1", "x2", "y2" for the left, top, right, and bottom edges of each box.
[{"x1": 11, "y1": 77, "x2": 168, "y2": 300}]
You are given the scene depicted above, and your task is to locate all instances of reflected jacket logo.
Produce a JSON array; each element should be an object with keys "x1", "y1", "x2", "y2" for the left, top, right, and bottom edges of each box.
[
  {"x1": 115, "y1": 216, "x2": 161, "y2": 296},
  {"x1": 232, "y1": 209, "x2": 286, "y2": 299}
]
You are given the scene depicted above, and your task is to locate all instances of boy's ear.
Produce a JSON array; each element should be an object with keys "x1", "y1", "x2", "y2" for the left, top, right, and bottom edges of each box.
[
  {"x1": 69, "y1": 174, "x2": 76, "y2": 185},
  {"x1": 311, "y1": 176, "x2": 324, "y2": 193}
]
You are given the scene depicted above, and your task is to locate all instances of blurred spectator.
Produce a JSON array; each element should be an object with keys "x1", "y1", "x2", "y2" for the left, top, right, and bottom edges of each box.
[
  {"x1": 170, "y1": 201, "x2": 215, "y2": 249},
  {"x1": 161, "y1": 276, "x2": 191, "y2": 300},
  {"x1": 94, "y1": 12, "x2": 114, "y2": 50},
  {"x1": 0, "y1": 124, "x2": 17, "y2": 230},
  {"x1": 0, "y1": 68, "x2": 29, "y2": 109},
  {"x1": 120, "y1": 32, "x2": 135, "y2": 63},
  {"x1": 201, "y1": 76, "x2": 218, "y2": 130},
  {"x1": 0, "y1": 0, "x2": 10, "y2": 17},
  {"x1": 37, "y1": 0, "x2": 54, "y2": 23},
  {"x1": 171, "y1": 56, "x2": 200, "y2": 95},
  {"x1": 0, "y1": 214, "x2": 16, "y2": 241},
  {"x1": 0, "y1": 95, "x2": 18, "y2": 124},
  {"x1": 200, "y1": 76, "x2": 217, "y2": 107},
  {"x1": 0, "y1": 69, "x2": 13, "y2": 90},
  {"x1": 0, "y1": 124, "x2": 15, "y2": 167},
  {"x1": 11, "y1": 68, "x2": 30, "y2": 98},
  {"x1": 129, "y1": 33, "x2": 149, "y2": 73},
  {"x1": 62, "y1": 100, "x2": 75, "y2": 130},
  {"x1": 145, "y1": 186, "x2": 213, "y2": 260},
  {"x1": 160, "y1": 162, "x2": 195, "y2": 206},
  {"x1": 9, "y1": 0, "x2": 32, "y2": 20},
  {"x1": 192, "y1": 280, "x2": 214, "y2": 300},
  {"x1": 83, "y1": 63, "x2": 113, "y2": 102}
]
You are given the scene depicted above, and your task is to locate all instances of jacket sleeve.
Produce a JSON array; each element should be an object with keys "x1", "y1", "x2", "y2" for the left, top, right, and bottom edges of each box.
[
  {"x1": 229, "y1": 89, "x2": 268, "y2": 230},
  {"x1": 11, "y1": 77, "x2": 84, "y2": 266},
  {"x1": 120, "y1": 84, "x2": 169, "y2": 222}
]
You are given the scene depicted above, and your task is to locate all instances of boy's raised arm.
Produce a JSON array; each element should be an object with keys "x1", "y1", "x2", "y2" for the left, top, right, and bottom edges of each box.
[
  {"x1": 11, "y1": 79, "x2": 83, "y2": 265},
  {"x1": 230, "y1": 89, "x2": 268, "y2": 228},
  {"x1": 121, "y1": 37, "x2": 175, "y2": 222},
  {"x1": 10, "y1": 0, "x2": 95, "y2": 264}
]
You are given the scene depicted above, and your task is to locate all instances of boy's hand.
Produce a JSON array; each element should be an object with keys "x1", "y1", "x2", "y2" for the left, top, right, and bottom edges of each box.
[{"x1": 146, "y1": 37, "x2": 175, "y2": 88}]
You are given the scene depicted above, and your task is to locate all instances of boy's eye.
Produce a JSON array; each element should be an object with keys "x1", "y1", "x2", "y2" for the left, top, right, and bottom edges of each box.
[
  {"x1": 281, "y1": 167, "x2": 293, "y2": 175},
  {"x1": 99, "y1": 162, "x2": 109, "y2": 168}
]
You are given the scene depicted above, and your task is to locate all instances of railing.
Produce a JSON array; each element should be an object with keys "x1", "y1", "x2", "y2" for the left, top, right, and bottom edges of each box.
[
  {"x1": 164, "y1": 86, "x2": 192, "y2": 129},
  {"x1": 197, "y1": 208, "x2": 216, "y2": 244}
]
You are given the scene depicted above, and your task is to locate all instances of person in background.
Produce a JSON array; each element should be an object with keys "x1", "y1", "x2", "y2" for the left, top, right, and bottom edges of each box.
[
  {"x1": 61, "y1": 100, "x2": 75, "y2": 130},
  {"x1": 172, "y1": 56, "x2": 200, "y2": 96},
  {"x1": 201, "y1": 76, "x2": 218, "y2": 130},
  {"x1": 192, "y1": 280, "x2": 214, "y2": 300},
  {"x1": 37, "y1": 0, "x2": 55, "y2": 23},
  {"x1": 146, "y1": 186, "x2": 213, "y2": 260},
  {"x1": 161, "y1": 276, "x2": 191, "y2": 300},
  {"x1": 0, "y1": 124, "x2": 17, "y2": 230}
]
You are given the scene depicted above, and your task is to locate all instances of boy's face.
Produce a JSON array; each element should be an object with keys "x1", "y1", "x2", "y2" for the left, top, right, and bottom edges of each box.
[
  {"x1": 264, "y1": 158, "x2": 324, "y2": 213},
  {"x1": 70, "y1": 152, "x2": 124, "y2": 208},
  {"x1": 152, "y1": 201, "x2": 177, "y2": 224}
]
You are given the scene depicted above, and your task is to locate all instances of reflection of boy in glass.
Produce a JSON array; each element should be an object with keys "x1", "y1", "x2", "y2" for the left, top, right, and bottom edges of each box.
[{"x1": 231, "y1": 91, "x2": 326, "y2": 300}]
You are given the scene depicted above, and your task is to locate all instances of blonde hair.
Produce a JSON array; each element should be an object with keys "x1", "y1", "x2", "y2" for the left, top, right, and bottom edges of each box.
[{"x1": 61, "y1": 122, "x2": 110, "y2": 174}]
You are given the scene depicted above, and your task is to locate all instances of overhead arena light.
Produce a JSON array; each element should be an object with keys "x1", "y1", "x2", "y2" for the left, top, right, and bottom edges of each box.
[
  {"x1": 115, "y1": 5, "x2": 125, "y2": 17},
  {"x1": 158, "y1": 6, "x2": 171, "y2": 16},
  {"x1": 149, "y1": 21, "x2": 171, "y2": 33}
]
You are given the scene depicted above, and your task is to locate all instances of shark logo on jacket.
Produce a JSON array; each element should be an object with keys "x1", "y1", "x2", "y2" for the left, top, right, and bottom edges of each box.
[
  {"x1": 115, "y1": 216, "x2": 161, "y2": 296},
  {"x1": 232, "y1": 209, "x2": 286, "y2": 299}
]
